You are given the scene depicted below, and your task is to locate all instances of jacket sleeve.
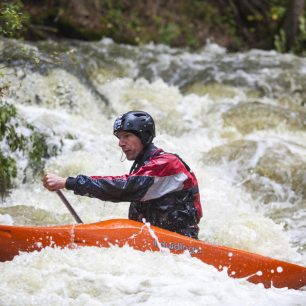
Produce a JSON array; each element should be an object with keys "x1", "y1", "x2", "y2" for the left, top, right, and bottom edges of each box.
[
  {"x1": 65, "y1": 173, "x2": 154, "y2": 202},
  {"x1": 65, "y1": 153, "x2": 189, "y2": 202}
]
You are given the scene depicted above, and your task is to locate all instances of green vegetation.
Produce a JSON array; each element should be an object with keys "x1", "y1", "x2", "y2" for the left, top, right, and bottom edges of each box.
[
  {"x1": 0, "y1": 0, "x2": 28, "y2": 38},
  {"x1": 274, "y1": 30, "x2": 287, "y2": 53},
  {"x1": 97, "y1": 1, "x2": 235, "y2": 49},
  {"x1": 0, "y1": 0, "x2": 305, "y2": 54},
  {"x1": 275, "y1": 17, "x2": 306, "y2": 54},
  {"x1": 292, "y1": 16, "x2": 306, "y2": 54},
  {"x1": 0, "y1": 102, "x2": 60, "y2": 197}
]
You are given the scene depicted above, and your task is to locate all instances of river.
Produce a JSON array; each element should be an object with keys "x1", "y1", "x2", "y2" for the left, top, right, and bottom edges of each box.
[{"x1": 0, "y1": 38, "x2": 305, "y2": 305}]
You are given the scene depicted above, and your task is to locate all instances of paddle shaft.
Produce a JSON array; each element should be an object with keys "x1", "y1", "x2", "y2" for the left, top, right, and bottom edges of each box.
[{"x1": 56, "y1": 190, "x2": 83, "y2": 223}]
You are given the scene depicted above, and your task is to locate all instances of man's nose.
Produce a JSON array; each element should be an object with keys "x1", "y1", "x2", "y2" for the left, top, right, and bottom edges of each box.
[{"x1": 119, "y1": 138, "x2": 125, "y2": 147}]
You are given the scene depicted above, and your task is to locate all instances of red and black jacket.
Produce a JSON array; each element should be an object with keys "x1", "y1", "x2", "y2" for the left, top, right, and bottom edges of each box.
[{"x1": 65, "y1": 144, "x2": 202, "y2": 238}]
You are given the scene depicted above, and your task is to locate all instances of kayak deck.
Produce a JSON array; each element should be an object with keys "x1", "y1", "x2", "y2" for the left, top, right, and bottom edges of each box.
[{"x1": 0, "y1": 219, "x2": 305, "y2": 289}]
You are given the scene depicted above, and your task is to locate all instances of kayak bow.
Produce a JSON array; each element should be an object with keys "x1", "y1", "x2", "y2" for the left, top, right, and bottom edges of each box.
[{"x1": 0, "y1": 219, "x2": 305, "y2": 289}]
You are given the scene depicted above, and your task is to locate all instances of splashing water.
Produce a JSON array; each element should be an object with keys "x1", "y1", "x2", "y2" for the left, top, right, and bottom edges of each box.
[{"x1": 0, "y1": 38, "x2": 306, "y2": 305}]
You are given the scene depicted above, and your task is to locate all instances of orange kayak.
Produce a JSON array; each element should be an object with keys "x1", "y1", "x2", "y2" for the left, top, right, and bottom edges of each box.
[{"x1": 0, "y1": 219, "x2": 305, "y2": 289}]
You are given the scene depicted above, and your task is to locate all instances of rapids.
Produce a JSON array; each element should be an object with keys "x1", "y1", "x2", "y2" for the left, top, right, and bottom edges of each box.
[{"x1": 0, "y1": 38, "x2": 305, "y2": 305}]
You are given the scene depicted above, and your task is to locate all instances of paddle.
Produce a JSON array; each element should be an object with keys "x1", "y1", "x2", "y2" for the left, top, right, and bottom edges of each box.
[{"x1": 56, "y1": 190, "x2": 83, "y2": 224}]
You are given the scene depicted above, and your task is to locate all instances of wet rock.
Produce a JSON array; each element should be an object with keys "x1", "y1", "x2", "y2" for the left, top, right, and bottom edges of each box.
[
  {"x1": 203, "y1": 139, "x2": 258, "y2": 166},
  {"x1": 203, "y1": 140, "x2": 306, "y2": 202},
  {"x1": 0, "y1": 205, "x2": 72, "y2": 226},
  {"x1": 223, "y1": 102, "x2": 306, "y2": 134},
  {"x1": 183, "y1": 83, "x2": 238, "y2": 99}
]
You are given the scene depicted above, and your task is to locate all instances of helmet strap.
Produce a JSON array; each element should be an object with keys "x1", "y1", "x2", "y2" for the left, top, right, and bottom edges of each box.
[{"x1": 120, "y1": 151, "x2": 126, "y2": 162}]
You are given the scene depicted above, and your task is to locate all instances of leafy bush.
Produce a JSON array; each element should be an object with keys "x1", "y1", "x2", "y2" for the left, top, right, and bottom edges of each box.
[
  {"x1": 0, "y1": 0, "x2": 29, "y2": 38},
  {"x1": 0, "y1": 101, "x2": 60, "y2": 197},
  {"x1": 292, "y1": 16, "x2": 306, "y2": 55}
]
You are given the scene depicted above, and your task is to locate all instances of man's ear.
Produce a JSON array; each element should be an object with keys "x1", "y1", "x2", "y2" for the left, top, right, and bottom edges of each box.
[{"x1": 143, "y1": 131, "x2": 153, "y2": 144}]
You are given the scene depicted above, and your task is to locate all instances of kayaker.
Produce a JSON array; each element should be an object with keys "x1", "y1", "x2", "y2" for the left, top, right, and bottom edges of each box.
[{"x1": 43, "y1": 111, "x2": 203, "y2": 238}]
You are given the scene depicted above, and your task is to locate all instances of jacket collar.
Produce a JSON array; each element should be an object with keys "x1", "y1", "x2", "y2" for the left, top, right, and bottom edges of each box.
[{"x1": 129, "y1": 143, "x2": 162, "y2": 173}]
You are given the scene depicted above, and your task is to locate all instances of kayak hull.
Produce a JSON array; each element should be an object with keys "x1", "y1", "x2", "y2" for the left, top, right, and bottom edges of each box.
[{"x1": 0, "y1": 219, "x2": 305, "y2": 289}]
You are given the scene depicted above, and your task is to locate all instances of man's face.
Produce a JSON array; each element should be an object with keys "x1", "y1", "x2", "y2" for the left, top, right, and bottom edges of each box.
[{"x1": 117, "y1": 131, "x2": 144, "y2": 160}]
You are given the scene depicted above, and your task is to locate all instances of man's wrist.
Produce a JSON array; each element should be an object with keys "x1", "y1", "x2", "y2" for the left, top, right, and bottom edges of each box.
[{"x1": 65, "y1": 177, "x2": 76, "y2": 190}]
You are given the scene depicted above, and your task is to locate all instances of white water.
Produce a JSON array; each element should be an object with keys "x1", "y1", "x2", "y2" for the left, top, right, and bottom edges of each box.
[
  {"x1": 0, "y1": 38, "x2": 306, "y2": 305},
  {"x1": 0, "y1": 247, "x2": 305, "y2": 306}
]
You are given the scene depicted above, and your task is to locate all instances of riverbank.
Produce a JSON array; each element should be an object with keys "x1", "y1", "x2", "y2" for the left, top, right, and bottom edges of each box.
[{"x1": 1, "y1": 0, "x2": 305, "y2": 54}]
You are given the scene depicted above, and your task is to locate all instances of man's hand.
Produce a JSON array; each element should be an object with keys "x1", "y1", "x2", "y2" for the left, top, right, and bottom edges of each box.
[{"x1": 42, "y1": 173, "x2": 66, "y2": 191}]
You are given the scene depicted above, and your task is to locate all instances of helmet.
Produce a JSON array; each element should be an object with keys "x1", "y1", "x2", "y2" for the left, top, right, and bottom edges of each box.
[{"x1": 113, "y1": 111, "x2": 155, "y2": 146}]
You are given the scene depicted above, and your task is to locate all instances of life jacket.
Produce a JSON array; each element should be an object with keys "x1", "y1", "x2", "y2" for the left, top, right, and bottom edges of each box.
[
  {"x1": 128, "y1": 144, "x2": 202, "y2": 239},
  {"x1": 67, "y1": 144, "x2": 202, "y2": 239}
]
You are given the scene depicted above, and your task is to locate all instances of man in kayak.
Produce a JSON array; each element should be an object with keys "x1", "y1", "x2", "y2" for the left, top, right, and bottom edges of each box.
[{"x1": 43, "y1": 111, "x2": 203, "y2": 238}]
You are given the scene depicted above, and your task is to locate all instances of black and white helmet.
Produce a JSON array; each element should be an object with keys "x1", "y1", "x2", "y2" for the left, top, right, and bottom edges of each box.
[{"x1": 113, "y1": 111, "x2": 155, "y2": 146}]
